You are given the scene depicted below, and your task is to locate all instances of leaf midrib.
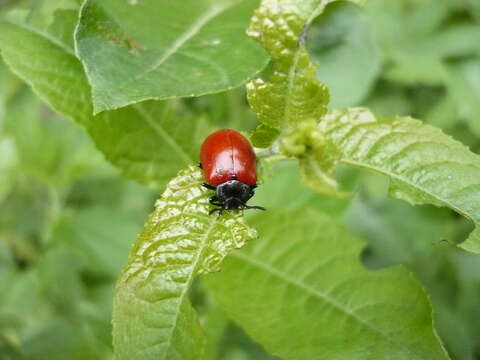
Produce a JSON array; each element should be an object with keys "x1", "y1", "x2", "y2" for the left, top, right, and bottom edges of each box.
[
  {"x1": 134, "y1": 1, "x2": 235, "y2": 82},
  {"x1": 340, "y1": 158, "x2": 475, "y2": 223},
  {"x1": 232, "y1": 251, "x2": 424, "y2": 359},
  {"x1": 280, "y1": 0, "x2": 332, "y2": 127},
  {"x1": 161, "y1": 216, "x2": 217, "y2": 360},
  {"x1": 0, "y1": 20, "x2": 76, "y2": 56},
  {"x1": 133, "y1": 104, "x2": 193, "y2": 166}
]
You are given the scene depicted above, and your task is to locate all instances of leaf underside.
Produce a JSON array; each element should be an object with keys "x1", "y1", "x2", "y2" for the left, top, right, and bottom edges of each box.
[{"x1": 320, "y1": 107, "x2": 480, "y2": 253}]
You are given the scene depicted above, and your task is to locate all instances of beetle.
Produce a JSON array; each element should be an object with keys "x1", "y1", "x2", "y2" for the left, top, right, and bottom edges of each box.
[{"x1": 199, "y1": 129, "x2": 266, "y2": 215}]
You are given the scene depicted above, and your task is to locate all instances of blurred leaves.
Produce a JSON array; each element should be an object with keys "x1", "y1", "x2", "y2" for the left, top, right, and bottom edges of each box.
[
  {"x1": 309, "y1": 1, "x2": 380, "y2": 108},
  {"x1": 0, "y1": 82, "x2": 153, "y2": 359}
]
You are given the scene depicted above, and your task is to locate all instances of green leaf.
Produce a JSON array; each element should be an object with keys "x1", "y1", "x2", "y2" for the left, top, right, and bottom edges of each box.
[
  {"x1": 0, "y1": 137, "x2": 17, "y2": 202},
  {"x1": 87, "y1": 100, "x2": 208, "y2": 190},
  {"x1": 252, "y1": 160, "x2": 352, "y2": 215},
  {"x1": 250, "y1": 124, "x2": 280, "y2": 148},
  {"x1": 445, "y1": 59, "x2": 480, "y2": 137},
  {"x1": 0, "y1": 20, "x2": 208, "y2": 190},
  {"x1": 75, "y1": 0, "x2": 269, "y2": 113},
  {"x1": 206, "y1": 209, "x2": 449, "y2": 359},
  {"x1": 246, "y1": 0, "x2": 330, "y2": 143},
  {"x1": 112, "y1": 166, "x2": 256, "y2": 360},
  {"x1": 308, "y1": 2, "x2": 380, "y2": 108},
  {"x1": 201, "y1": 302, "x2": 229, "y2": 360},
  {"x1": 279, "y1": 120, "x2": 345, "y2": 196},
  {"x1": 320, "y1": 107, "x2": 480, "y2": 253},
  {"x1": 0, "y1": 21, "x2": 93, "y2": 126}
]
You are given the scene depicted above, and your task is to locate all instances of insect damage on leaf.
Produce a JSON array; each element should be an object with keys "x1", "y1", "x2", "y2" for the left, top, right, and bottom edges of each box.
[
  {"x1": 113, "y1": 165, "x2": 257, "y2": 360},
  {"x1": 245, "y1": 0, "x2": 360, "y2": 197},
  {"x1": 246, "y1": 1, "x2": 329, "y2": 147},
  {"x1": 280, "y1": 120, "x2": 345, "y2": 196}
]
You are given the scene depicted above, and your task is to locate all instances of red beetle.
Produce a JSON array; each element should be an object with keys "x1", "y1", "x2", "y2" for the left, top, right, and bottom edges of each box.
[{"x1": 199, "y1": 129, "x2": 266, "y2": 214}]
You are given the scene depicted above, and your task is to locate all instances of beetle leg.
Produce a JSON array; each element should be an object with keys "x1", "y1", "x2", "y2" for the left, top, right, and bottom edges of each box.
[
  {"x1": 209, "y1": 197, "x2": 223, "y2": 206},
  {"x1": 202, "y1": 183, "x2": 216, "y2": 190},
  {"x1": 198, "y1": 162, "x2": 203, "y2": 169},
  {"x1": 209, "y1": 207, "x2": 223, "y2": 215}
]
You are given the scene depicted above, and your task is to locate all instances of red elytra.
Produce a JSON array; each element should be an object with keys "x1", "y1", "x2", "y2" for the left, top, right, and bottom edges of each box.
[{"x1": 200, "y1": 129, "x2": 257, "y2": 186}]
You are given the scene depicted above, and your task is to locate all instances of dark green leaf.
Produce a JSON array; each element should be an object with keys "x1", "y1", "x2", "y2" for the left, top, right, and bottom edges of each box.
[{"x1": 75, "y1": 0, "x2": 269, "y2": 113}]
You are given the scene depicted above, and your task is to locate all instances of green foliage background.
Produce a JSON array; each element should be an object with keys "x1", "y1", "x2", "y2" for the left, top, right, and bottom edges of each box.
[{"x1": 0, "y1": 0, "x2": 480, "y2": 359}]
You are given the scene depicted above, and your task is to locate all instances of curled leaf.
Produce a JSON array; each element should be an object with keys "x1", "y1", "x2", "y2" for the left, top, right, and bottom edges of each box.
[
  {"x1": 320, "y1": 107, "x2": 480, "y2": 253},
  {"x1": 280, "y1": 120, "x2": 344, "y2": 196},
  {"x1": 246, "y1": 0, "x2": 331, "y2": 146}
]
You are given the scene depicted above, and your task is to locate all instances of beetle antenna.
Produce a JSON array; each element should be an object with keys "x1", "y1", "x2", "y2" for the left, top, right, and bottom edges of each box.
[{"x1": 244, "y1": 205, "x2": 266, "y2": 211}]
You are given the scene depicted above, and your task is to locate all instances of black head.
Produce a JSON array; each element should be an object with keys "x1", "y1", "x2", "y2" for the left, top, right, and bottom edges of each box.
[{"x1": 216, "y1": 180, "x2": 253, "y2": 210}]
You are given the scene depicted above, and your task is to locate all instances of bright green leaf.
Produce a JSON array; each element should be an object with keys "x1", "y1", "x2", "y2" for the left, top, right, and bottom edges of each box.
[
  {"x1": 250, "y1": 124, "x2": 280, "y2": 148},
  {"x1": 246, "y1": 0, "x2": 329, "y2": 141},
  {"x1": 112, "y1": 166, "x2": 257, "y2": 360},
  {"x1": 309, "y1": 2, "x2": 380, "y2": 108},
  {"x1": 246, "y1": 0, "x2": 366, "y2": 146},
  {"x1": 206, "y1": 209, "x2": 449, "y2": 359},
  {"x1": 75, "y1": 0, "x2": 269, "y2": 113},
  {"x1": 279, "y1": 120, "x2": 345, "y2": 196},
  {"x1": 320, "y1": 108, "x2": 480, "y2": 253}
]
